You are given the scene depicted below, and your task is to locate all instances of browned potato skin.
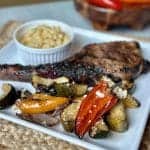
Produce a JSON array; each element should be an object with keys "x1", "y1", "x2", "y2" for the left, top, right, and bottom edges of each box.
[
  {"x1": 122, "y1": 95, "x2": 140, "y2": 108},
  {"x1": 61, "y1": 101, "x2": 81, "y2": 132},
  {"x1": 89, "y1": 119, "x2": 109, "y2": 138},
  {"x1": 106, "y1": 102, "x2": 128, "y2": 132}
]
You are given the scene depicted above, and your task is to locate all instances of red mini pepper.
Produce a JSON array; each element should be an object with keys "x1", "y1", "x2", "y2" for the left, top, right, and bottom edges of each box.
[
  {"x1": 75, "y1": 81, "x2": 117, "y2": 138},
  {"x1": 88, "y1": 0, "x2": 122, "y2": 10}
]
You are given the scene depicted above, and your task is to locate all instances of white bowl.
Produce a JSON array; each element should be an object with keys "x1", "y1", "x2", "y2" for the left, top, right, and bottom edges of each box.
[{"x1": 13, "y1": 20, "x2": 74, "y2": 65}]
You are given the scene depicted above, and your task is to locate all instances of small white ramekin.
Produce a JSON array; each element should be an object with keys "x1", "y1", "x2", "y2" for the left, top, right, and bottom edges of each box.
[{"x1": 13, "y1": 20, "x2": 74, "y2": 65}]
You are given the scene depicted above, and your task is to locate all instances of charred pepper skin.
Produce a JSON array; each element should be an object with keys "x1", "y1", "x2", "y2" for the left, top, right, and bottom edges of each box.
[{"x1": 75, "y1": 81, "x2": 118, "y2": 138}]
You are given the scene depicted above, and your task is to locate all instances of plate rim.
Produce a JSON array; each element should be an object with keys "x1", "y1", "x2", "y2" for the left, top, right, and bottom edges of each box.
[{"x1": 0, "y1": 26, "x2": 150, "y2": 150}]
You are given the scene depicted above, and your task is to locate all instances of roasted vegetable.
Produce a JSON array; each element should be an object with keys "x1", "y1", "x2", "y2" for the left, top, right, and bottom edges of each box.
[
  {"x1": 120, "y1": 80, "x2": 134, "y2": 90},
  {"x1": 16, "y1": 93, "x2": 69, "y2": 114},
  {"x1": 89, "y1": 119, "x2": 109, "y2": 138},
  {"x1": 72, "y1": 84, "x2": 88, "y2": 97},
  {"x1": 106, "y1": 102, "x2": 128, "y2": 132},
  {"x1": 119, "y1": 80, "x2": 135, "y2": 94},
  {"x1": 101, "y1": 76, "x2": 115, "y2": 88},
  {"x1": 122, "y1": 95, "x2": 140, "y2": 108},
  {"x1": 32, "y1": 75, "x2": 69, "y2": 87},
  {"x1": 55, "y1": 83, "x2": 87, "y2": 97},
  {"x1": 54, "y1": 83, "x2": 73, "y2": 97},
  {"x1": 75, "y1": 81, "x2": 118, "y2": 138},
  {"x1": 0, "y1": 83, "x2": 18, "y2": 109},
  {"x1": 61, "y1": 101, "x2": 81, "y2": 132}
]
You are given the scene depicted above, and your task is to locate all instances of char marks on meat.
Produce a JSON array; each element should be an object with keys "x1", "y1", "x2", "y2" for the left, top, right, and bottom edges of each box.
[
  {"x1": 0, "y1": 41, "x2": 149, "y2": 83},
  {"x1": 0, "y1": 62, "x2": 103, "y2": 85},
  {"x1": 73, "y1": 41, "x2": 146, "y2": 80}
]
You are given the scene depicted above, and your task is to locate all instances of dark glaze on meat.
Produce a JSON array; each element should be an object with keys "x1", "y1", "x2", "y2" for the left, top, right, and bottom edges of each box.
[
  {"x1": 0, "y1": 41, "x2": 149, "y2": 84},
  {"x1": 0, "y1": 64, "x2": 34, "y2": 82},
  {"x1": 0, "y1": 61, "x2": 103, "y2": 85}
]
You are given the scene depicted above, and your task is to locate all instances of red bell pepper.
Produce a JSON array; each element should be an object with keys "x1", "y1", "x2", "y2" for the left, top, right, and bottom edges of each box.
[
  {"x1": 88, "y1": 0, "x2": 122, "y2": 10},
  {"x1": 75, "y1": 81, "x2": 117, "y2": 138}
]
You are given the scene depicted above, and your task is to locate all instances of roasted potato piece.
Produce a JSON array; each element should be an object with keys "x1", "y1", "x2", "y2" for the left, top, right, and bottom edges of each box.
[
  {"x1": 61, "y1": 101, "x2": 81, "y2": 132},
  {"x1": 120, "y1": 80, "x2": 135, "y2": 93},
  {"x1": 55, "y1": 83, "x2": 73, "y2": 97},
  {"x1": 106, "y1": 102, "x2": 128, "y2": 132},
  {"x1": 32, "y1": 75, "x2": 69, "y2": 87},
  {"x1": 72, "y1": 84, "x2": 88, "y2": 97},
  {"x1": 89, "y1": 119, "x2": 109, "y2": 138},
  {"x1": 55, "y1": 83, "x2": 87, "y2": 97},
  {"x1": 122, "y1": 95, "x2": 140, "y2": 108}
]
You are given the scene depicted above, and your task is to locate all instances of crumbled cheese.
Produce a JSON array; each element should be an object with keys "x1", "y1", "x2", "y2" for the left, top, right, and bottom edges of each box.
[
  {"x1": 96, "y1": 91, "x2": 105, "y2": 98},
  {"x1": 113, "y1": 86, "x2": 127, "y2": 99},
  {"x1": 54, "y1": 76, "x2": 69, "y2": 84},
  {"x1": 89, "y1": 110, "x2": 92, "y2": 114},
  {"x1": 101, "y1": 76, "x2": 115, "y2": 88},
  {"x1": 88, "y1": 120, "x2": 92, "y2": 124},
  {"x1": 88, "y1": 87, "x2": 93, "y2": 91},
  {"x1": 83, "y1": 95, "x2": 87, "y2": 98},
  {"x1": 12, "y1": 104, "x2": 22, "y2": 114}
]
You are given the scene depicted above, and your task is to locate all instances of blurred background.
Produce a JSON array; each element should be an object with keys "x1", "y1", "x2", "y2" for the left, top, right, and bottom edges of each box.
[
  {"x1": 0, "y1": 0, "x2": 64, "y2": 7},
  {"x1": 0, "y1": 0, "x2": 149, "y2": 41}
]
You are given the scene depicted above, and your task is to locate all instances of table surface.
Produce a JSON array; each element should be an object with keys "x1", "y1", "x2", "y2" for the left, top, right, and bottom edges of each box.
[{"x1": 0, "y1": 0, "x2": 149, "y2": 41}]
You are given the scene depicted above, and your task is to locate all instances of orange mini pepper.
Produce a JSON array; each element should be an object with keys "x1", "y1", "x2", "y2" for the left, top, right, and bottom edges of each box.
[{"x1": 16, "y1": 94, "x2": 68, "y2": 114}]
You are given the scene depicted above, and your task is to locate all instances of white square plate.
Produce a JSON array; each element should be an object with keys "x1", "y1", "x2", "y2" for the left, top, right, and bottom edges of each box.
[{"x1": 0, "y1": 27, "x2": 150, "y2": 150}]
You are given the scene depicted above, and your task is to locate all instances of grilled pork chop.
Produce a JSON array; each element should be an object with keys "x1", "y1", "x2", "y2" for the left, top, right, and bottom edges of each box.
[
  {"x1": 73, "y1": 41, "x2": 145, "y2": 80},
  {"x1": 74, "y1": 0, "x2": 150, "y2": 30},
  {"x1": 0, "y1": 41, "x2": 149, "y2": 82},
  {"x1": 0, "y1": 62, "x2": 102, "y2": 85}
]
